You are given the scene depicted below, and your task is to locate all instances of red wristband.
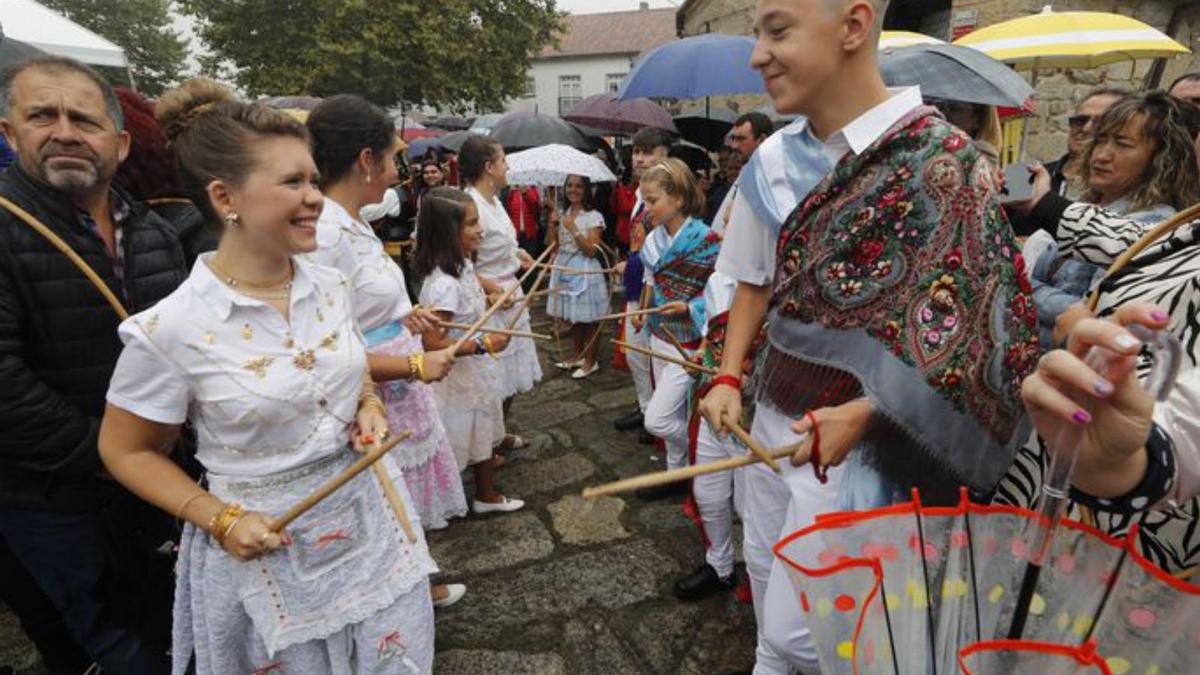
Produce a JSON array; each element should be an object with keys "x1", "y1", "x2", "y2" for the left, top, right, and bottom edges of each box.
[{"x1": 711, "y1": 374, "x2": 742, "y2": 392}]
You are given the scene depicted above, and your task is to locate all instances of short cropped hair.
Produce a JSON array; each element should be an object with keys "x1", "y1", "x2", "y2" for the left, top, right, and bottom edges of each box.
[{"x1": 0, "y1": 56, "x2": 124, "y2": 131}]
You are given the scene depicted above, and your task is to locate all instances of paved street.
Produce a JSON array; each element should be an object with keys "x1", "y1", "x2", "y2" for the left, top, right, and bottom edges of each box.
[{"x1": 0, "y1": 303, "x2": 757, "y2": 674}]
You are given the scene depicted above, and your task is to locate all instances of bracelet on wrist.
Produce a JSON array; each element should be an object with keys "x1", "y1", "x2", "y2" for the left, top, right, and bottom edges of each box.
[
  {"x1": 711, "y1": 374, "x2": 742, "y2": 392},
  {"x1": 406, "y1": 354, "x2": 420, "y2": 383},
  {"x1": 175, "y1": 492, "x2": 208, "y2": 528},
  {"x1": 413, "y1": 353, "x2": 426, "y2": 382},
  {"x1": 208, "y1": 503, "x2": 245, "y2": 544}
]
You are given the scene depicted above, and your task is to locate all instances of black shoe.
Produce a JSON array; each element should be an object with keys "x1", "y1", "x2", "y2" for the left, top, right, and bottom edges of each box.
[
  {"x1": 613, "y1": 408, "x2": 645, "y2": 431},
  {"x1": 673, "y1": 563, "x2": 736, "y2": 601},
  {"x1": 638, "y1": 429, "x2": 656, "y2": 445},
  {"x1": 635, "y1": 480, "x2": 689, "y2": 501}
]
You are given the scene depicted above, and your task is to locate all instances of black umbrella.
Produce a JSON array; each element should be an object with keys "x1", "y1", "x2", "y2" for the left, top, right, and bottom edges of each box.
[
  {"x1": 674, "y1": 104, "x2": 738, "y2": 151},
  {"x1": 430, "y1": 115, "x2": 471, "y2": 131},
  {"x1": 669, "y1": 141, "x2": 714, "y2": 174},
  {"x1": 489, "y1": 114, "x2": 591, "y2": 152}
]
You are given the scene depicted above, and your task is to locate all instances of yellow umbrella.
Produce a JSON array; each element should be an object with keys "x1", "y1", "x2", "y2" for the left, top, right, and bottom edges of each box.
[
  {"x1": 954, "y1": 7, "x2": 1189, "y2": 70},
  {"x1": 879, "y1": 30, "x2": 944, "y2": 51}
]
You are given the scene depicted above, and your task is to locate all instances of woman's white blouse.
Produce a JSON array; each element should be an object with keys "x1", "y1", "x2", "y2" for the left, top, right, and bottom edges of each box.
[
  {"x1": 106, "y1": 254, "x2": 366, "y2": 477},
  {"x1": 466, "y1": 186, "x2": 521, "y2": 279},
  {"x1": 308, "y1": 198, "x2": 412, "y2": 332},
  {"x1": 557, "y1": 209, "x2": 604, "y2": 256}
]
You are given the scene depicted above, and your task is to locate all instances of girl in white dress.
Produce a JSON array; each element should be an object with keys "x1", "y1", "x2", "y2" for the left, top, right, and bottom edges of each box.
[
  {"x1": 98, "y1": 80, "x2": 437, "y2": 674},
  {"x1": 546, "y1": 174, "x2": 609, "y2": 378},
  {"x1": 415, "y1": 187, "x2": 525, "y2": 515},
  {"x1": 306, "y1": 95, "x2": 471, "y2": 608},
  {"x1": 460, "y1": 136, "x2": 542, "y2": 449}
]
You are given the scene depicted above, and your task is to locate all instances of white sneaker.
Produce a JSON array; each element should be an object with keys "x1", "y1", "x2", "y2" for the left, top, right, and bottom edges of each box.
[
  {"x1": 473, "y1": 496, "x2": 525, "y2": 514},
  {"x1": 571, "y1": 362, "x2": 600, "y2": 379},
  {"x1": 555, "y1": 358, "x2": 582, "y2": 370},
  {"x1": 433, "y1": 583, "x2": 467, "y2": 609}
]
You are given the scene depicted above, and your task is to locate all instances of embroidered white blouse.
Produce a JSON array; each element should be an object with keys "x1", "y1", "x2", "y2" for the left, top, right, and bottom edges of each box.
[
  {"x1": 308, "y1": 198, "x2": 411, "y2": 332},
  {"x1": 466, "y1": 185, "x2": 521, "y2": 280},
  {"x1": 106, "y1": 254, "x2": 366, "y2": 477}
]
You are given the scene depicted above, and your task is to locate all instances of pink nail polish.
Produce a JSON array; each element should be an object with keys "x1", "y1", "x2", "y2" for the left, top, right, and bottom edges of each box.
[
  {"x1": 1072, "y1": 410, "x2": 1091, "y2": 424},
  {"x1": 1152, "y1": 310, "x2": 1169, "y2": 322}
]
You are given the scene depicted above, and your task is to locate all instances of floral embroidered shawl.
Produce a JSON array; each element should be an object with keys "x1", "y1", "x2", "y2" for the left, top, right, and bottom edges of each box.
[
  {"x1": 766, "y1": 106, "x2": 1039, "y2": 493},
  {"x1": 648, "y1": 217, "x2": 721, "y2": 347}
]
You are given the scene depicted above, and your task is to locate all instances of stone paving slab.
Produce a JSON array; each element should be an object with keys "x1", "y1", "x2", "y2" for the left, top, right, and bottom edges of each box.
[
  {"x1": 546, "y1": 494, "x2": 630, "y2": 545},
  {"x1": 495, "y1": 451, "x2": 597, "y2": 497},
  {"x1": 427, "y1": 511, "x2": 556, "y2": 577},
  {"x1": 434, "y1": 649, "x2": 566, "y2": 675}
]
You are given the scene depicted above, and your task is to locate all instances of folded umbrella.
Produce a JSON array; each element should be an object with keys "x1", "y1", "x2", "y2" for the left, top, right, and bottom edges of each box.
[
  {"x1": 505, "y1": 143, "x2": 617, "y2": 186},
  {"x1": 616, "y1": 33, "x2": 763, "y2": 100},
  {"x1": 881, "y1": 43, "x2": 1035, "y2": 110}
]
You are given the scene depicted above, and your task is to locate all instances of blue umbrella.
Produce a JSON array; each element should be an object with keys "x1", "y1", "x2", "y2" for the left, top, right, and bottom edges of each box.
[{"x1": 616, "y1": 34, "x2": 763, "y2": 100}]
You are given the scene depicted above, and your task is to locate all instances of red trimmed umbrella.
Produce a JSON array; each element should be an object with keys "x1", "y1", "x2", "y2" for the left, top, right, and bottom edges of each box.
[
  {"x1": 400, "y1": 127, "x2": 445, "y2": 142},
  {"x1": 564, "y1": 93, "x2": 676, "y2": 135}
]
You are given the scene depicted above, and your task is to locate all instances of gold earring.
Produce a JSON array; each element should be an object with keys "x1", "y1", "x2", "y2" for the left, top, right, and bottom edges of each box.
[{"x1": 224, "y1": 212, "x2": 240, "y2": 228}]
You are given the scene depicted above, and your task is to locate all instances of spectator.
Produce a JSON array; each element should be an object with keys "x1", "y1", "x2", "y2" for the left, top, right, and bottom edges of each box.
[
  {"x1": 711, "y1": 111, "x2": 770, "y2": 234},
  {"x1": 1045, "y1": 87, "x2": 1128, "y2": 199},
  {"x1": 610, "y1": 159, "x2": 638, "y2": 252},
  {"x1": 0, "y1": 55, "x2": 188, "y2": 673},
  {"x1": 504, "y1": 183, "x2": 541, "y2": 257}
]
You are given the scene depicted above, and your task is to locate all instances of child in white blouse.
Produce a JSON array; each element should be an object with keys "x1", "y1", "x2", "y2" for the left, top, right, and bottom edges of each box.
[{"x1": 415, "y1": 187, "x2": 525, "y2": 515}]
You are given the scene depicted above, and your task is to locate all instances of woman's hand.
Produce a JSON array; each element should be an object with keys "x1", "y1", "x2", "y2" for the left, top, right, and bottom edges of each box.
[
  {"x1": 352, "y1": 404, "x2": 390, "y2": 453},
  {"x1": 404, "y1": 307, "x2": 441, "y2": 335},
  {"x1": 486, "y1": 291, "x2": 515, "y2": 310},
  {"x1": 516, "y1": 248, "x2": 534, "y2": 271},
  {"x1": 613, "y1": 260, "x2": 627, "y2": 276},
  {"x1": 1021, "y1": 303, "x2": 1168, "y2": 497},
  {"x1": 699, "y1": 381, "x2": 742, "y2": 436},
  {"x1": 485, "y1": 333, "x2": 511, "y2": 353},
  {"x1": 631, "y1": 312, "x2": 647, "y2": 332},
  {"x1": 787, "y1": 399, "x2": 874, "y2": 468},
  {"x1": 421, "y1": 348, "x2": 455, "y2": 382},
  {"x1": 221, "y1": 511, "x2": 290, "y2": 561},
  {"x1": 1053, "y1": 303, "x2": 1095, "y2": 347}
]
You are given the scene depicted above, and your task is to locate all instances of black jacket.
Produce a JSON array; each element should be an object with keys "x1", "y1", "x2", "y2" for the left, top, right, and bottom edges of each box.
[{"x1": 0, "y1": 166, "x2": 188, "y2": 512}]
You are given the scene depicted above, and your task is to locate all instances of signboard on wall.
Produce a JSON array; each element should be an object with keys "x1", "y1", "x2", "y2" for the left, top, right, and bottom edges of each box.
[{"x1": 951, "y1": 8, "x2": 979, "y2": 41}]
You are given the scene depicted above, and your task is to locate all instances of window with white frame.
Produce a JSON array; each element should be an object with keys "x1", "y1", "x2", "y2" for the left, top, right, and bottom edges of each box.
[
  {"x1": 558, "y1": 75, "x2": 582, "y2": 115},
  {"x1": 523, "y1": 77, "x2": 536, "y2": 98},
  {"x1": 605, "y1": 73, "x2": 626, "y2": 94}
]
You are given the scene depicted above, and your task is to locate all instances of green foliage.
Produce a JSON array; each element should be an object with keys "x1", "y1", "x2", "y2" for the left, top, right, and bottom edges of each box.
[
  {"x1": 39, "y1": 0, "x2": 189, "y2": 95},
  {"x1": 179, "y1": 0, "x2": 563, "y2": 110}
]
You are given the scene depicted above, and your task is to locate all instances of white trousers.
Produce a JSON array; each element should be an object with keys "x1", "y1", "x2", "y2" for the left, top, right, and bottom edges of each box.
[
  {"x1": 743, "y1": 404, "x2": 843, "y2": 675},
  {"x1": 645, "y1": 335, "x2": 692, "y2": 472},
  {"x1": 694, "y1": 420, "x2": 741, "y2": 578},
  {"x1": 623, "y1": 300, "x2": 653, "y2": 414}
]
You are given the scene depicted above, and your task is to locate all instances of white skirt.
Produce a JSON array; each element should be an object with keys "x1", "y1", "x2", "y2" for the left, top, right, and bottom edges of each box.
[
  {"x1": 429, "y1": 353, "x2": 505, "y2": 469},
  {"x1": 173, "y1": 450, "x2": 438, "y2": 674},
  {"x1": 491, "y1": 276, "x2": 544, "y2": 398},
  {"x1": 546, "y1": 251, "x2": 610, "y2": 323}
]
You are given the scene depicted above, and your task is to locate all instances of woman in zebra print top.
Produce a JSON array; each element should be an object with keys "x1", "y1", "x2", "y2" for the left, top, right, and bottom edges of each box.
[{"x1": 995, "y1": 190, "x2": 1200, "y2": 572}]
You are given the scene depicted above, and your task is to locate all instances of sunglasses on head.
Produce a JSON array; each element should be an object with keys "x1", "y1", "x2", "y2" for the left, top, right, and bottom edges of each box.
[{"x1": 1068, "y1": 115, "x2": 1092, "y2": 129}]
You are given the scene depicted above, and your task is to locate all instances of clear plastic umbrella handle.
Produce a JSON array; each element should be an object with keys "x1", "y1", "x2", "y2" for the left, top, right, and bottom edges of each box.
[{"x1": 1031, "y1": 324, "x2": 1183, "y2": 567}]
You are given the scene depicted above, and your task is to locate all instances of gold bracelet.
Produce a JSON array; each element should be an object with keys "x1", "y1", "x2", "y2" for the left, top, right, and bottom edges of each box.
[
  {"x1": 359, "y1": 393, "x2": 386, "y2": 416},
  {"x1": 482, "y1": 335, "x2": 494, "y2": 354},
  {"x1": 407, "y1": 354, "x2": 420, "y2": 383},
  {"x1": 175, "y1": 492, "x2": 208, "y2": 527},
  {"x1": 208, "y1": 503, "x2": 245, "y2": 544},
  {"x1": 413, "y1": 353, "x2": 426, "y2": 383}
]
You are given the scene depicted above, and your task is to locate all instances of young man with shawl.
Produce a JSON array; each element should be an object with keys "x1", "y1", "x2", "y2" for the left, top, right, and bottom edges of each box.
[{"x1": 697, "y1": 0, "x2": 1039, "y2": 672}]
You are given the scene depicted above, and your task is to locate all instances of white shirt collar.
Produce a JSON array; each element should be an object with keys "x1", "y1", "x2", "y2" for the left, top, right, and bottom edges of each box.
[
  {"x1": 783, "y1": 86, "x2": 924, "y2": 157},
  {"x1": 191, "y1": 252, "x2": 318, "y2": 321}
]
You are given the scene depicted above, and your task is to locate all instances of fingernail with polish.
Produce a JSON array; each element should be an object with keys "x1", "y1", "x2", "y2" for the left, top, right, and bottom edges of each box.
[
  {"x1": 1152, "y1": 310, "x2": 1169, "y2": 322},
  {"x1": 1093, "y1": 378, "x2": 1114, "y2": 396},
  {"x1": 1115, "y1": 335, "x2": 1140, "y2": 351},
  {"x1": 1072, "y1": 409, "x2": 1092, "y2": 424}
]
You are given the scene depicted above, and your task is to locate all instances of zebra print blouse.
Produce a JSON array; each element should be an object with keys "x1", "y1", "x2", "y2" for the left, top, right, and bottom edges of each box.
[{"x1": 994, "y1": 196, "x2": 1200, "y2": 573}]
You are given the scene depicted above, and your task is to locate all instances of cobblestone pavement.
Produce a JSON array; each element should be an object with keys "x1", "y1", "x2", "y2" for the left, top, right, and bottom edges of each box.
[{"x1": 1, "y1": 306, "x2": 758, "y2": 674}]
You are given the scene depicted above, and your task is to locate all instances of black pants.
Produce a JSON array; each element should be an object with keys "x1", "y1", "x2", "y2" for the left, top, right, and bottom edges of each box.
[{"x1": 0, "y1": 536, "x2": 91, "y2": 674}]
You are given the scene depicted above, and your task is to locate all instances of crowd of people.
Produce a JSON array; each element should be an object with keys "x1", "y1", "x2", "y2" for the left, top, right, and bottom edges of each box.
[{"x1": 5, "y1": 0, "x2": 1200, "y2": 673}]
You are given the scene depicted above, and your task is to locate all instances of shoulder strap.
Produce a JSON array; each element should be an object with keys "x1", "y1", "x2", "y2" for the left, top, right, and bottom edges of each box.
[{"x1": 0, "y1": 194, "x2": 129, "y2": 320}]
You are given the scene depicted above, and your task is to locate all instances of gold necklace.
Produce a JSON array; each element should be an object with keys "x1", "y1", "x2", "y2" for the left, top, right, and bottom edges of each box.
[{"x1": 208, "y1": 257, "x2": 294, "y2": 292}]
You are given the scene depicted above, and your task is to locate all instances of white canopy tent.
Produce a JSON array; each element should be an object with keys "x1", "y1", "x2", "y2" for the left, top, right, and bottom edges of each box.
[{"x1": 0, "y1": 0, "x2": 127, "y2": 69}]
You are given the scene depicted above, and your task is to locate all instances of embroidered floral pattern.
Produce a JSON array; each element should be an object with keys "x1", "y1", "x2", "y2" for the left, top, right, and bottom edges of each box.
[
  {"x1": 649, "y1": 219, "x2": 720, "y2": 346},
  {"x1": 772, "y1": 108, "x2": 1037, "y2": 445},
  {"x1": 243, "y1": 356, "x2": 274, "y2": 379},
  {"x1": 293, "y1": 349, "x2": 317, "y2": 371},
  {"x1": 319, "y1": 331, "x2": 339, "y2": 352}
]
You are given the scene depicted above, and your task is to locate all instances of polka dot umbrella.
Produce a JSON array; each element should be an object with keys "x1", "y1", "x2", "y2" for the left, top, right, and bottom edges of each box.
[{"x1": 774, "y1": 487, "x2": 1200, "y2": 674}]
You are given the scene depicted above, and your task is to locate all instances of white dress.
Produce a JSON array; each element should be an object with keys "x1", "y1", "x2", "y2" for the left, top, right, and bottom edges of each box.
[
  {"x1": 418, "y1": 260, "x2": 506, "y2": 469},
  {"x1": 308, "y1": 199, "x2": 468, "y2": 530},
  {"x1": 547, "y1": 208, "x2": 609, "y2": 323},
  {"x1": 106, "y1": 255, "x2": 437, "y2": 675},
  {"x1": 466, "y1": 185, "x2": 543, "y2": 398}
]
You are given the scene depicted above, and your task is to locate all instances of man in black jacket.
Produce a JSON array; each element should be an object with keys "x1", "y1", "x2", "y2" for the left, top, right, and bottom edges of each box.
[{"x1": 0, "y1": 56, "x2": 186, "y2": 673}]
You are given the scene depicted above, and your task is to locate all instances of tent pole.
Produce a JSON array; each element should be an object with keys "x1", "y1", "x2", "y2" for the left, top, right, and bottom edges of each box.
[{"x1": 125, "y1": 62, "x2": 138, "y2": 92}]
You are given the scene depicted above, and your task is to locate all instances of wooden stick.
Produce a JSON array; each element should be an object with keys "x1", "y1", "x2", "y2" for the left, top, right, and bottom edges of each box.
[
  {"x1": 583, "y1": 443, "x2": 794, "y2": 498},
  {"x1": 528, "y1": 285, "x2": 564, "y2": 299},
  {"x1": 535, "y1": 263, "x2": 615, "y2": 275},
  {"x1": 452, "y1": 245, "x2": 556, "y2": 354},
  {"x1": 727, "y1": 419, "x2": 783, "y2": 473},
  {"x1": 269, "y1": 430, "x2": 412, "y2": 532},
  {"x1": 660, "y1": 324, "x2": 692, "y2": 360},
  {"x1": 613, "y1": 339, "x2": 715, "y2": 375},
  {"x1": 507, "y1": 253, "x2": 553, "y2": 330},
  {"x1": 440, "y1": 321, "x2": 550, "y2": 340},
  {"x1": 372, "y1": 462, "x2": 417, "y2": 543},
  {"x1": 593, "y1": 305, "x2": 664, "y2": 323}
]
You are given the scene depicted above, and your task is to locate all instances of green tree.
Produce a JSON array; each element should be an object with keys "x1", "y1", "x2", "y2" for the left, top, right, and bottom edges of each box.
[
  {"x1": 39, "y1": 0, "x2": 188, "y2": 95},
  {"x1": 180, "y1": 0, "x2": 563, "y2": 111}
]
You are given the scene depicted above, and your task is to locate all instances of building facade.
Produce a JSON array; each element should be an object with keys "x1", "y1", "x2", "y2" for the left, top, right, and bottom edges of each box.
[
  {"x1": 676, "y1": 0, "x2": 1200, "y2": 161},
  {"x1": 507, "y1": 5, "x2": 676, "y2": 116}
]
